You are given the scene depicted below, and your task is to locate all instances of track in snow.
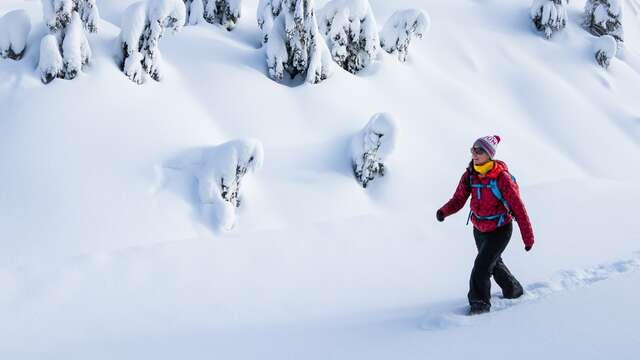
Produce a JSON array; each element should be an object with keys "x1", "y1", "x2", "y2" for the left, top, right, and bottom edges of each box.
[{"x1": 420, "y1": 250, "x2": 640, "y2": 331}]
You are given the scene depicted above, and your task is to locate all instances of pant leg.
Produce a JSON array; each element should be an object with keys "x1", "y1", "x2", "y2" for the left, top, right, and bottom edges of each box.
[
  {"x1": 493, "y1": 258, "x2": 524, "y2": 299},
  {"x1": 468, "y1": 223, "x2": 513, "y2": 309}
]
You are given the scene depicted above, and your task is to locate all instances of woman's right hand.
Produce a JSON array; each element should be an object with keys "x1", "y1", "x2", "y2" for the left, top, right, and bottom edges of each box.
[{"x1": 436, "y1": 210, "x2": 445, "y2": 222}]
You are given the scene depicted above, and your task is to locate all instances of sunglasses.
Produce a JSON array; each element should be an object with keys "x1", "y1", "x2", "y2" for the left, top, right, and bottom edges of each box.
[{"x1": 470, "y1": 147, "x2": 486, "y2": 155}]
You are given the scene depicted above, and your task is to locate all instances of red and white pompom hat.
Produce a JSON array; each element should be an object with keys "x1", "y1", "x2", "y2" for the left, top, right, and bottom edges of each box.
[{"x1": 473, "y1": 135, "x2": 501, "y2": 159}]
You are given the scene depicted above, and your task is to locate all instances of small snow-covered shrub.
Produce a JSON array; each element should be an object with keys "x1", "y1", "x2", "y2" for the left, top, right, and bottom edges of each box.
[
  {"x1": 265, "y1": 0, "x2": 333, "y2": 84},
  {"x1": 197, "y1": 139, "x2": 264, "y2": 230},
  {"x1": 0, "y1": 10, "x2": 31, "y2": 60},
  {"x1": 351, "y1": 113, "x2": 397, "y2": 188},
  {"x1": 318, "y1": 0, "x2": 379, "y2": 74},
  {"x1": 595, "y1": 34, "x2": 617, "y2": 68},
  {"x1": 257, "y1": 0, "x2": 283, "y2": 43},
  {"x1": 184, "y1": 0, "x2": 205, "y2": 25},
  {"x1": 583, "y1": 0, "x2": 623, "y2": 42},
  {"x1": 61, "y1": 12, "x2": 91, "y2": 79},
  {"x1": 119, "y1": 0, "x2": 185, "y2": 84},
  {"x1": 380, "y1": 9, "x2": 429, "y2": 62},
  {"x1": 203, "y1": 0, "x2": 242, "y2": 30},
  {"x1": 38, "y1": 34, "x2": 63, "y2": 84},
  {"x1": 39, "y1": 0, "x2": 100, "y2": 83},
  {"x1": 530, "y1": 0, "x2": 568, "y2": 39}
]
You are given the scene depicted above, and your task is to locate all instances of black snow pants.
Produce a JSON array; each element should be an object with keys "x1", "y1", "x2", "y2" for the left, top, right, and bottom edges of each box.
[{"x1": 468, "y1": 222, "x2": 524, "y2": 310}]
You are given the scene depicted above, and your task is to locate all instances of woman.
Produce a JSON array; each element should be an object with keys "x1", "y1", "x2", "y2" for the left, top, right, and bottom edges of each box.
[{"x1": 436, "y1": 135, "x2": 534, "y2": 315}]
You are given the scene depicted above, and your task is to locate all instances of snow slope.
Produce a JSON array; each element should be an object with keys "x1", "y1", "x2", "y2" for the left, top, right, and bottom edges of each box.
[{"x1": 1, "y1": 0, "x2": 639, "y2": 358}]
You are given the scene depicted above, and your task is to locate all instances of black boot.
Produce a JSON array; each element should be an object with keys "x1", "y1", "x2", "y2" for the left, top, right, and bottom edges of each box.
[
  {"x1": 468, "y1": 302, "x2": 490, "y2": 316},
  {"x1": 502, "y1": 283, "x2": 524, "y2": 299}
]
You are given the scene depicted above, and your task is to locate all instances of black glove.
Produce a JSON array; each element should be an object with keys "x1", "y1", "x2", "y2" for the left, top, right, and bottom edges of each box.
[
  {"x1": 436, "y1": 210, "x2": 445, "y2": 222},
  {"x1": 525, "y1": 245, "x2": 533, "y2": 252}
]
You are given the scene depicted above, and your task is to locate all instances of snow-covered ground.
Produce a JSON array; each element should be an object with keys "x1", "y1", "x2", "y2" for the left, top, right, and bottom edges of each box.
[{"x1": 1, "y1": 0, "x2": 639, "y2": 358}]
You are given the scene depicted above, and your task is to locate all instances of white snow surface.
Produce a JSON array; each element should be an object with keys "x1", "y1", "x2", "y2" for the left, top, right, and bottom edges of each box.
[
  {"x1": 1, "y1": 0, "x2": 640, "y2": 358},
  {"x1": 0, "y1": 9, "x2": 31, "y2": 59}
]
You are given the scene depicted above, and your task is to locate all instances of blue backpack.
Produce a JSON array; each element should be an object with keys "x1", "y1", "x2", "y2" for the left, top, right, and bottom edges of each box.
[{"x1": 466, "y1": 170, "x2": 518, "y2": 227}]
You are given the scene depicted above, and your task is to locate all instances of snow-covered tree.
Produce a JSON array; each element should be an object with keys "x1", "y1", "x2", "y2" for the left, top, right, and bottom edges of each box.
[
  {"x1": 203, "y1": 0, "x2": 242, "y2": 30},
  {"x1": 583, "y1": 0, "x2": 623, "y2": 42},
  {"x1": 0, "y1": 10, "x2": 31, "y2": 60},
  {"x1": 38, "y1": 0, "x2": 100, "y2": 83},
  {"x1": 257, "y1": 0, "x2": 283, "y2": 43},
  {"x1": 530, "y1": 0, "x2": 568, "y2": 39},
  {"x1": 265, "y1": 0, "x2": 334, "y2": 84},
  {"x1": 119, "y1": 0, "x2": 186, "y2": 84},
  {"x1": 41, "y1": 0, "x2": 100, "y2": 33},
  {"x1": 380, "y1": 9, "x2": 429, "y2": 62},
  {"x1": 38, "y1": 34, "x2": 63, "y2": 83},
  {"x1": 318, "y1": 0, "x2": 379, "y2": 74},
  {"x1": 350, "y1": 113, "x2": 397, "y2": 188},
  {"x1": 197, "y1": 139, "x2": 264, "y2": 231},
  {"x1": 595, "y1": 34, "x2": 617, "y2": 68},
  {"x1": 183, "y1": 0, "x2": 205, "y2": 25}
]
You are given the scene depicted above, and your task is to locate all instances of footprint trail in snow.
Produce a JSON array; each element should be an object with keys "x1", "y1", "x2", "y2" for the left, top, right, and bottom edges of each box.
[{"x1": 420, "y1": 251, "x2": 640, "y2": 331}]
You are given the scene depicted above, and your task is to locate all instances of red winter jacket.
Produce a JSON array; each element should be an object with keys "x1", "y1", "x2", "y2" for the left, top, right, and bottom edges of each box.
[{"x1": 438, "y1": 160, "x2": 534, "y2": 248}]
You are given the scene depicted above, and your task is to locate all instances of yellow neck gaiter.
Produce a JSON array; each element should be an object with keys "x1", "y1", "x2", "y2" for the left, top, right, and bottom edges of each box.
[{"x1": 474, "y1": 161, "x2": 495, "y2": 176}]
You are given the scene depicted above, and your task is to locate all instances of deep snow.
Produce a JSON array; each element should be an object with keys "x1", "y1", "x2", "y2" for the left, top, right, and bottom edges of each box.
[{"x1": 1, "y1": 0, "x2": 640, "y2": 358}]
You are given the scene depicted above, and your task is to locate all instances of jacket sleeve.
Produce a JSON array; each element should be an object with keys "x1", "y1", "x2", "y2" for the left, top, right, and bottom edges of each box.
[
  {"x1": 439, "y1": 171, "x2": 471, "y2": 218},
  {"x1": 498, "y1": 172, "x2": 534, "y2": 248}
]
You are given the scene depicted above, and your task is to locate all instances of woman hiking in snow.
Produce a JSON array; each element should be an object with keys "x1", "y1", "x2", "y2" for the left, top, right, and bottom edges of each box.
[{"x1": 436, "y1": 135, "x2": 534, "y2": 315}]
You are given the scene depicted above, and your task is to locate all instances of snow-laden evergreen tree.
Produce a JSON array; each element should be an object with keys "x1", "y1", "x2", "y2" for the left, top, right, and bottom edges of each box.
[
  {"x1": 318, "y1": 0, "x2": 379, "y2": 74},
  {"x1": 350, "y1": 113, "x2": 397, "y2": 188},
  {"x1": 380, "y1": 9, "x2": 429, "y2": 62},
  {"x1": 0, "y1": 10, "x2": 31, "y2": 60},
  {"x1": 38, "y1": 0, "x2": 99, "y2": 82},
  {"x1": 119, "y1": 0, "x2": 186, "y2": 84},
  {"x1": 197, "y1": 139, "x2": 264, "y2": 231},
  {"x1": 183, "y1": 0, "x2": 205, "y2": 25},
  {"x1": 595, "y1": 34, "x2": 617, "y2": 68},
  {"x1": 203, "y1": 0, "x2": 242, "y2": 30},
  {"x1": 265, "y1": 0, "x2": 334, "y2": 84},
  {"x1": 583, "y1": 0, "x2": 623, "y2": 42},
  {"x1": 38, "y1": 34, "x2": 63, "y2": 83},
  {"x1": 530, "y1": 0, "x2": 568, "y2": 39},
  {"x1": 257, "y1": 0, "x2": 283, "y2": 43}
]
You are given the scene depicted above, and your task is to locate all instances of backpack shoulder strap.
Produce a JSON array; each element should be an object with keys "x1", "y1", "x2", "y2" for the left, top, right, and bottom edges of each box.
[{"x1": 492, "y1": 172, "x2": 514, "y2": 213}]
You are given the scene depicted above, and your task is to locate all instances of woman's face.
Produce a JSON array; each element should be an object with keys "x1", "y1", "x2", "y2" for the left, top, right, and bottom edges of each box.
[{"x1": 471, "y1": 147, "x2": 491, "y2": 165}]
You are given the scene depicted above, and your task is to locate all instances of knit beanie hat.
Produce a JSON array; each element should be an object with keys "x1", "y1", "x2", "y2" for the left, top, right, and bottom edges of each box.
[{"x1": 473, "y1": 135, "x2": 501, "y2": 159}]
